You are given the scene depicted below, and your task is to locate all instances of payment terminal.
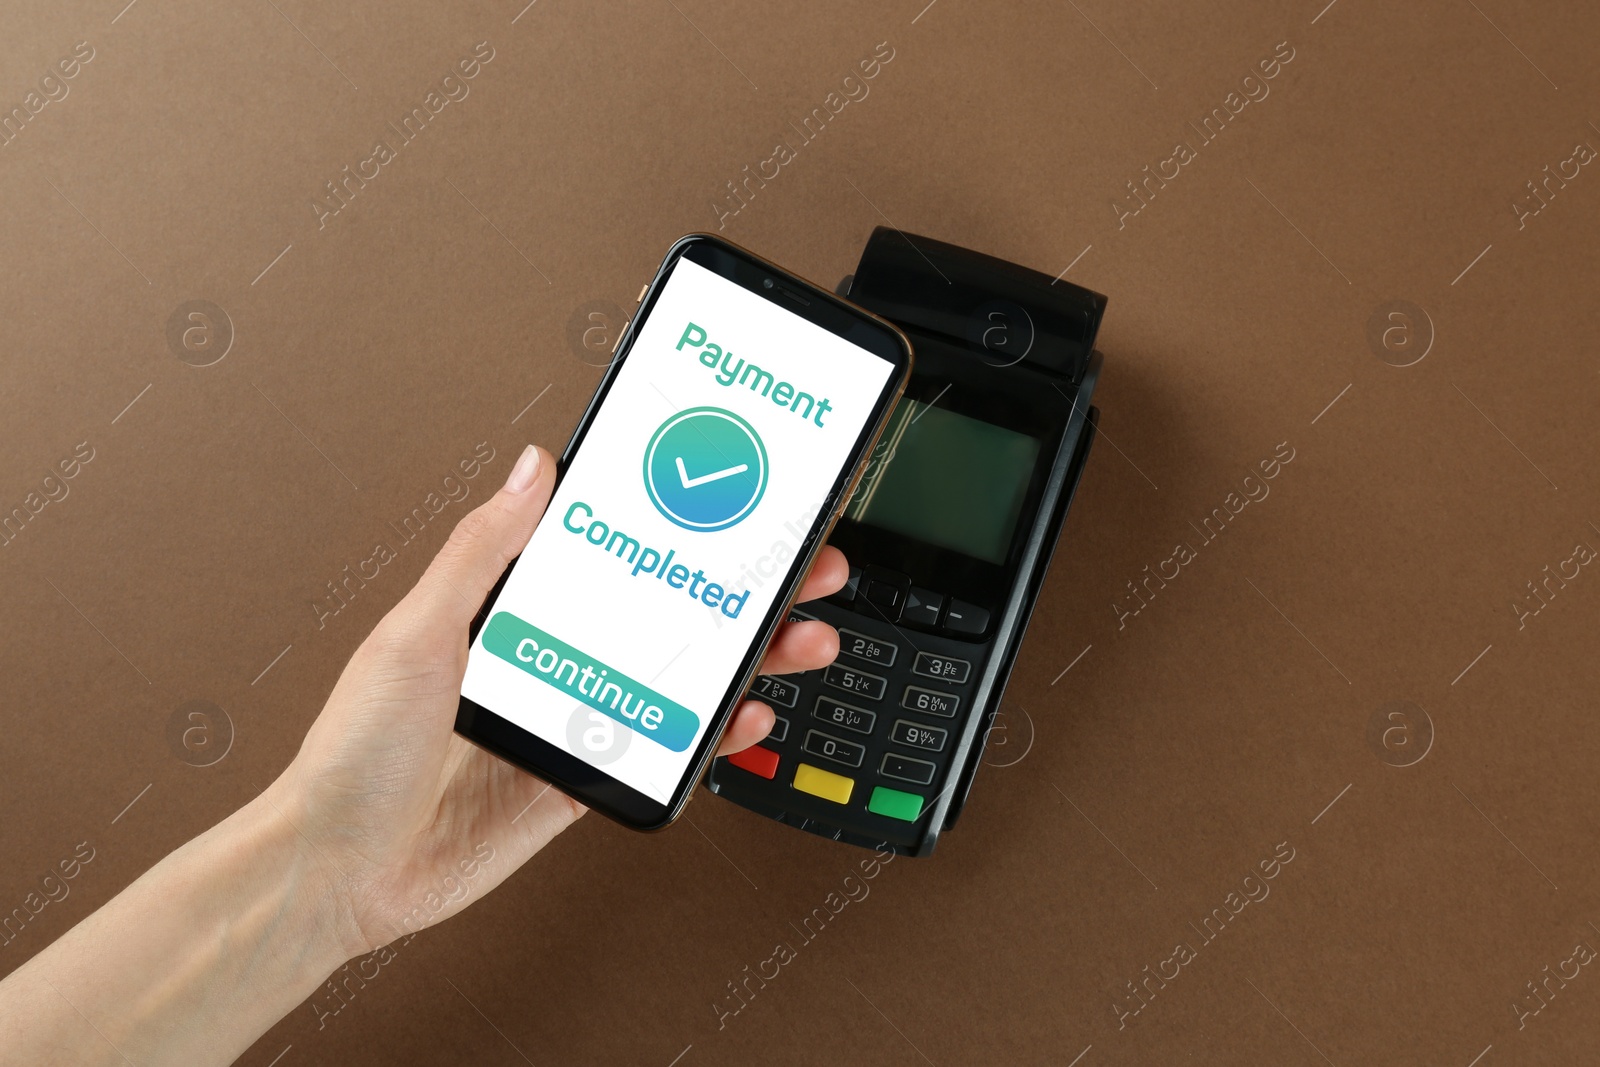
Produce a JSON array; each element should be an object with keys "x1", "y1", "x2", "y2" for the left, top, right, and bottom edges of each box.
[{"x1": 705, "y1": 227, "x2": 1105, "y2": 856}]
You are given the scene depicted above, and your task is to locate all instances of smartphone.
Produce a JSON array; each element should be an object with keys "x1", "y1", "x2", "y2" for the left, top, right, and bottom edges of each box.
[{"x1": 455, "y1": 234, "x2": 913, "y2": 830}]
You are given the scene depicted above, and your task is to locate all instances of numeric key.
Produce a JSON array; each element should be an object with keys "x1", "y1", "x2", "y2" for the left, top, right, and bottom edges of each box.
[
  {"x1": 837, "y1": 628, "x2": 898, "y2": 667},
  {"x1": 890, "y1": 719, "x2": 948, "y2": 752},
  {"x1": 824, "y1": 663, "x2": 886, "y2": 701},
  {"x1": 901, "y1": 686, "x2": 959, "y2": 717},
  {"x1": 912, "y1": 651, "x2": 970, "y2": 683},
  {"x1": 813, "y1": 697, "x2": 876, "y2": 735},
  {"x1": 751, "y1": 675, "x2": 799, "y2": 708}
]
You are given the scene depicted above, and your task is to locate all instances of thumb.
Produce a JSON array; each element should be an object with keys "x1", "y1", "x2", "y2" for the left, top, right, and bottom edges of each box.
[{"x1": 403, "y1": 443, "x2": 556, "y2": 632}]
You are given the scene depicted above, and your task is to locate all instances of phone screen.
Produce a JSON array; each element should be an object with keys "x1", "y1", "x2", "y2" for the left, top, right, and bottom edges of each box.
[{"x1": 460, "y1": 255, "x2": 897, "y2": 804}]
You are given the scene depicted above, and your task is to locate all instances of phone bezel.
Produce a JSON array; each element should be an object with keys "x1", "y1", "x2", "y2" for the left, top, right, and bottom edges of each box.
[{"x1": 454, "y1": 233, "x2": 913, "y2": 831}]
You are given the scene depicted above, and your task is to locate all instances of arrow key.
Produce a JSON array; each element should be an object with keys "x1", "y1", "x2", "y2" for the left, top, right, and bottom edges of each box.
[{"x1": 902, "y1": 587, "x2": 943, "y2": 629}]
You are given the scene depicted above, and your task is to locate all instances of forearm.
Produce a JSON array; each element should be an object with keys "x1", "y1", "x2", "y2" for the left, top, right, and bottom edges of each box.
[{"x1": 0, "y1": 789, "x2": 353, "y2": 1066}]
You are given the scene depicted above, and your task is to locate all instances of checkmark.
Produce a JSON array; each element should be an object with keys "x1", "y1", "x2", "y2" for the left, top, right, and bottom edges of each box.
[{"x1": 676, "y1": 456, "x2": 749, "y2": 489}]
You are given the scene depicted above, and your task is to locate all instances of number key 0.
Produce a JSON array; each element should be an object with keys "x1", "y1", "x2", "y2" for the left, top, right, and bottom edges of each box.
[{"x1": 803, "y1": 729, "x2": 866, "y2": 768}]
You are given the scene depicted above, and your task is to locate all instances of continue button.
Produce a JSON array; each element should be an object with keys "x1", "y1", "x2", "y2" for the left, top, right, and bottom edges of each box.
[
  {"x1": 794, "y1": 762, "x2": 853, "y2": 804},
  {"x1": 480, "y1": 611, "x2": 700, "y2": 752}
]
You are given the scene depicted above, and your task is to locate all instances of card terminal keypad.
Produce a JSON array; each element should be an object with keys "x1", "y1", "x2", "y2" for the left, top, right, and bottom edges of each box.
[{"x1": 709, "y1": 573, "x2": 985, "y2": 851}]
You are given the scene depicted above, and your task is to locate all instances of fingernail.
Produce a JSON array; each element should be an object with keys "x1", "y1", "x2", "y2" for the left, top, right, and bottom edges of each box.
[{"x1": 504, "y1": 445, "x2": 541, "y2": 493}]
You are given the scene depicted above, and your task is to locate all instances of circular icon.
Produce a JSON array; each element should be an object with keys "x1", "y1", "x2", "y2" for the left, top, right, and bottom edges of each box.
[
  {"x1": 566, "y1": 298, "x2": 629, "y2": 368},
  {"x1": 967, "y1": 299, "x2": 1035, "y2": 368},
  {"x1": 1365, "y1": 300, "x2": 1433, "y2": 368},
  {"x1": 565, "y1": 705, "x2": 631, "y2": 765},
  {"x1": 981, "y1": 701, "x2": 1035, "y2": 768},
  {"x1": 166, "y1": 300, "x2": 234, "y2": 367},
  {"x1": 165, "y1": 700, "x2": 234, "y2": 767},
  {"x1": 1366, "y1": 700, "x2": 1434, "y2": 768},
  {"x1": 644, "y1": 407, "x2": 768, "y2": 532}
]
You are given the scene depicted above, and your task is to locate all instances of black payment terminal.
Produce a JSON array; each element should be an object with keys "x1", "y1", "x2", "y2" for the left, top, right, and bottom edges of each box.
[{"x1": 705, "y1": 227, "x2": 1106, "y2": 856}]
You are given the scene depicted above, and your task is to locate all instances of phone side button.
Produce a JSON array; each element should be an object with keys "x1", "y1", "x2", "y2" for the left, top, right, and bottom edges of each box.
[
  {"x1": 793, "y1": 762, "x2": 854, "y2": 805},
  {"x1": 727, "y1": 745, "x2": 780, "y2": 780}
]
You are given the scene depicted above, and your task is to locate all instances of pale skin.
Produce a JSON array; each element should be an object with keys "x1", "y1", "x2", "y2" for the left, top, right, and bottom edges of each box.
[{"x1": 0, "y1": 443, "x2": 845, "y2": 1065}]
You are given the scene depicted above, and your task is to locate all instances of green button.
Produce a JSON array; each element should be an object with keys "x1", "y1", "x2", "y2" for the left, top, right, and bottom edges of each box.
[
  {"x1": 868, "y1": 785, "x2": 924, "y2": 821},
  {"x1": 480, "y1": 611, "x2": 700, "y2": 752}
]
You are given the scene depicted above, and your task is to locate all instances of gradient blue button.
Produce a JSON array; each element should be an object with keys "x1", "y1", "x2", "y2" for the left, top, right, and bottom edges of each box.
[{"x1": 481, "y1": 612, "x2": 700, "y2": 752}]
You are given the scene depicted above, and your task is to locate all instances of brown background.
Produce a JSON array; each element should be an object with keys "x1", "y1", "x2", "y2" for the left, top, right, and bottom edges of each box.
[{"x1": 3, "y1": 0, "x2": 1598, "y2": 1063}]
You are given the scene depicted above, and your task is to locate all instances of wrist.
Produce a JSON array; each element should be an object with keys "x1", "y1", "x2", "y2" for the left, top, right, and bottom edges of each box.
[
  {"x1": 169, "y1": 789, "x2": 361, "y2": 1019},
  {"x1": 245, "y1": 777, "x2": 369, "y2": 969},
  {"x1": 0, "y1": 783, "x2": 361, "y2": 1066}
]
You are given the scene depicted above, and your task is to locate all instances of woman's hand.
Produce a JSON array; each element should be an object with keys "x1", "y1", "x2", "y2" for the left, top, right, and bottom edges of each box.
[
  {"x1": 265, "y1": 443, "x2": 846, "y2": 961},
  {"x1": 0, "y1": 441, "x2": 848, "y2": 1067}
]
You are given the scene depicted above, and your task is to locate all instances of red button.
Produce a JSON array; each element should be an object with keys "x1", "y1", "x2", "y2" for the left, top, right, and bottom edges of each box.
[{"x1": 727, "y1": 745, "x2": 779, "y2": 779}]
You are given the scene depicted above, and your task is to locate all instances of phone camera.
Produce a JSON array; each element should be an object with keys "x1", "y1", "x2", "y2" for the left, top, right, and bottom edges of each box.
[{"x1": 763, "y1": 278, "x2": 774, "y2": 289}]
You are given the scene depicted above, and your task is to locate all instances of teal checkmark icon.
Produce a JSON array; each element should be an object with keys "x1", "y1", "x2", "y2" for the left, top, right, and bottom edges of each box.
[{"x1": 644, "y1": 407, "x2": 767, "y2": 531}]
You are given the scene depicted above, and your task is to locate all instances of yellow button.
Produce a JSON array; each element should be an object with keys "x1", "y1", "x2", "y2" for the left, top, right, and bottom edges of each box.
[{"x1": 793, "y1": 762, "x2": 854, "y2": 805}]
